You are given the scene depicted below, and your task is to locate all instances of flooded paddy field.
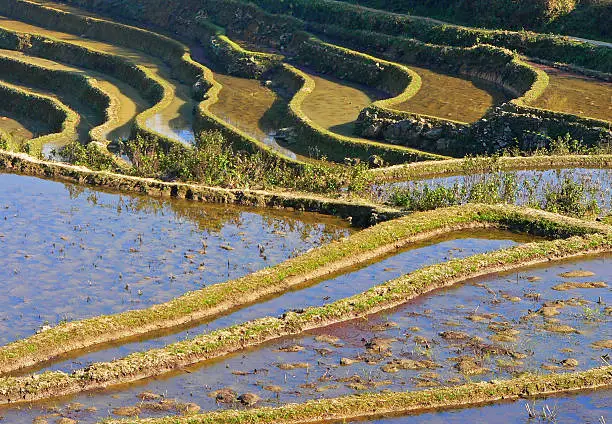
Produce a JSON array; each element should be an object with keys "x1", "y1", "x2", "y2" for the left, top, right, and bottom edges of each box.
[
  {"x1": 299, "y1": 69, "x2": 387, "y2": 137},
  {"x1": 0, "y1": 49, "x2": 148, "y2": 143},
  {"x1": 210, "y1": 73, "x2": 279, "y2": 144},
  {"x1": 0, "y1": 113, "x2": 40, "y2": 146},
  {"x1": 0, "y1": 75, "x2": 99, "y2": 143},
  {"x1": 374, "y1": 168, "x2": 612, "y2": 211},
  {"x1": 0, "y1": 172, "x2": 352, "y2": 345},
  {"x1": 528, "y1": 62, "x2": 612, "y2": 122},
  {"x1": 394, "y1": 65, "x2": 509, "y2": 123},
  {"x1": 35, "y1": 229, "x2": 534, "y2": 375},
  {"x1": 3, "y1": 244, "x2": 609, "y2": 423},
  {"x1": 0, "y1": 1, "x2": 609, "y2": 423},
  {"x1": 0, "y1": 15, "x2": 197, "y2": 144}
]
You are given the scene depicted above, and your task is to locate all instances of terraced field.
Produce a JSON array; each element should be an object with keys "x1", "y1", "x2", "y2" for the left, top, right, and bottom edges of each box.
[{"x1": 0, "y1": 0, "x2": 610, "y2": 423}]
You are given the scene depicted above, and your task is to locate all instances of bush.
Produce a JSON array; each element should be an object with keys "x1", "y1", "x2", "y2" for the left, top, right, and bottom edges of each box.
[{"x1": 123, "y1": 131, "x2": 372, "y2": 194}]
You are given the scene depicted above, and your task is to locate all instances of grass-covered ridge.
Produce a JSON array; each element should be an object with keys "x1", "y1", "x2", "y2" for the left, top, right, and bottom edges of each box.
[{"x1": 0, "y1": 52, "x2": 114, "y2": 146}]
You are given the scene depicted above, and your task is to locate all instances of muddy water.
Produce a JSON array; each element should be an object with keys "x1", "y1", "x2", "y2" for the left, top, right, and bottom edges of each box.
[
  {"x1": 0, "y1": 49, "x2": 146, "y2": 142},
  {"x1": 0, "y1": 15, "x2": 197, "y2": 144},
  {"x1": 394, "y1": 65, "x2": 509, "y2": 123},
  {"x1": 0, "y1": 74, "x2": 98, "y2": 143},
  {"x1": 0, "y1": 173, "x2": 352, "y2": 345},
  {"x1": 34, "y1": 230, "x2": 535, "y2": 374},
  {"x1": 367, "y1": 390, "x2": 610, "y2": 423},
  {"x1": 375, "y1": 168, "x2": 612, "y2": 211},
  {"x1": 7, "y1": 253, "x2": 608, "y2": 423},
  {"x1": 0, "y1": 113, "x2": 37, "y2": 146},
  {"x1": 210, "y1": 72, "x2": 301, "y2": 158},
  {"x1": 1, "y1": 232, "x2": 548, "y2": 422},
  {"x1": 300, "y1": 69, "x2": 387, "y2": 137},
  {"x1": 528, "y1": 62, "x2": 612, "y2": 122},
  {"x1": 186, "y1": 44, "x2": 304, "y2": 160}
]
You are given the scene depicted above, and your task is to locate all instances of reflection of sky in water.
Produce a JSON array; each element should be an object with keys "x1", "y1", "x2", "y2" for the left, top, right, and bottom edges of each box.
[
  {"x1": 0, "y1": 173, "x2": 350, "y2": 345},
  {"x1": 375, "y1": 168, "x2": 612, "y2": 210},
  {"x1": 146, "y1": 114, "x2": 195, "y2": 145}
]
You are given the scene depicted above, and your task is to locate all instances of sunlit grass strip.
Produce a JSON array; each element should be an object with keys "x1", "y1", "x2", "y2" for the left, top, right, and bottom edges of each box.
[
  {"x1": 0, "y1": 232, "x2": 610, "y2": 403},
  {"x1": 369, "y1": 155, "x2": 612, "y2": 182},
  {"x1": 0, "y1": 80, "x2": 78, "y2": 156},
  {"x1": 105, "y1": 367, "x2": 612, "y2": 424},
  {"x1": 0, "y1": 187, "x2": 608, "y2": 374}
]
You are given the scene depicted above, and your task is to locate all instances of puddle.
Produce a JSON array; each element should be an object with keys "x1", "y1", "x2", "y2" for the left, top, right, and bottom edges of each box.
[
  {"x1": 0, "y1": 15, "x2": 197, "y2": 144},
  {"x1": 527, "y1": 62, "x2": 612, "y2": 122},
  {"x1": 299, "y1": 68, "x2": 387, "y2": 137},
  {"x1": 374, "y1": 168, "x2": 612, "y2": 211},
  {"x1": 393, "y1": 65, "x2": 509, "y2": 123},
  {"x1": 0, "y1": 173, "x2": 352, "y2": 345}
]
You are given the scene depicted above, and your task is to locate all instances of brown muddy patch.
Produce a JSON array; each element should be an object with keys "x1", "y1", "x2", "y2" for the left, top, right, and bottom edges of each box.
[
  {"x1": 210, "y1": 73, "x2": 278, "y2": 141},
  {"x1": 393, "y1": 65, "x2": 509, "y2": 123},
  {"x1": 299, "y1": 68, "x2": 386, "y2": 137},
  {"x1": 552, "y1": 281, "x2": 607, "y2": 291},
  {"x1": 528, "y1": 62, "x2": 612, "y2": 122}
]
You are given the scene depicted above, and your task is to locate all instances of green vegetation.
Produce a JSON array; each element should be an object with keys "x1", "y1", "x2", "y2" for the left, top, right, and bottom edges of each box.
[
  {"x1": 341, "y1": 0, "x2": 611, "y2": 42},
  {"x1": 120, "y1": 131, "x2": 371, "y2": 194}
]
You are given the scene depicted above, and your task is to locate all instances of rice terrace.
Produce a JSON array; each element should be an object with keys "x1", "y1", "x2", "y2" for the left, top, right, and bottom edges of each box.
[{"x1": 0, "y1": 0, "x2": 611, "y2": 422}]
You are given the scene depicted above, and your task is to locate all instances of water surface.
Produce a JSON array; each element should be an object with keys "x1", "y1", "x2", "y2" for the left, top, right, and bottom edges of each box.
[
  {"x1": 0, "y1": 173, "x2": 352, "y2": 345},
  {"x1": 393, "y1": 65, "x2": 509, "y2": 123},
  {"x1": 300, "y1": 68, "x2": 386, "y2": 137},
  {"x1": 0, "y1": 15, "x2": 197, "y2": 144},
  {"x1": 528, "y1": 62, "x2": 612, "y2": 122}
]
